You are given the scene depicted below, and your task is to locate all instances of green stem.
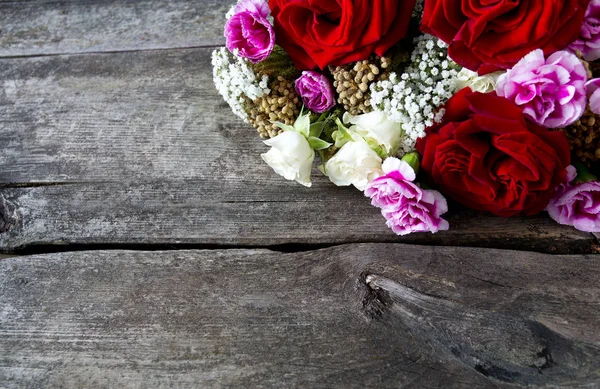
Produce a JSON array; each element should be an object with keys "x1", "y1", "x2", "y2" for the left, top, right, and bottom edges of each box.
[{"x1": 573, "y1": 162, "x2": 598, "y2": 184}]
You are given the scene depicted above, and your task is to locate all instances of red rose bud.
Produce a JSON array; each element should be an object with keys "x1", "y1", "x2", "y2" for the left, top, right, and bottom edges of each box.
[
  {"x1": 416, "y1": 89, "x2": 571, "y2": 217},
  {"x1": 269, "y1": 0, "x2": 416, "y2": 70},
  {"x1": 421, "y1": 0, "x2": 590, "y2": 74}
]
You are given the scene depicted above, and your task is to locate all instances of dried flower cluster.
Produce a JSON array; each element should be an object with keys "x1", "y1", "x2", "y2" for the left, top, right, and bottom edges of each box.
[
  {"x1": 564, "y1": 109, "x2": 600, "y2": 165},
  {"x1": 248, "y1": 76, "x2": 301, "y2": 138},
  {"x1": 329, "y1": 56, "x2": 391, "y2": 115}
]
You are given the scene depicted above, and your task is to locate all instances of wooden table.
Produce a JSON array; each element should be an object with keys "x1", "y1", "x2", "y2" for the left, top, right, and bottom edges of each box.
[{"x1": 0, "y1": 1, "x2": 599, "y2": 388}]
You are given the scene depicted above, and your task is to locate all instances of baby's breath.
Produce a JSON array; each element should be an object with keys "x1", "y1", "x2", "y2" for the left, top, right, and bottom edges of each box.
[
  {"x1": 212, "y1": 47, "x2": 270, "y2": 122},
  {"x1": 369, "y1": 35, "x2": 461, "y2": 155},
  {"x1": 225, "y1": 4, "x2": 236, "y2": 19},
  {"x1": 412, "y1": 0, "x2": 425, "y2": 21}
]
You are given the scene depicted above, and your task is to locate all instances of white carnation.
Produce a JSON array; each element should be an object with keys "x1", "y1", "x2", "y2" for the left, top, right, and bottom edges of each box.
[
  {"x1": 325, "y1": 139, "x2": 383, "y2": 191},
  {"x1": 455, "y1": 68, "x2": 505, "y2": 93},
  {"x1": 261, "y1": 131, "x2": 314, "y2": 187},
  {"x1": 342, "y1": 111, "x2": 402, "y2": 156}
]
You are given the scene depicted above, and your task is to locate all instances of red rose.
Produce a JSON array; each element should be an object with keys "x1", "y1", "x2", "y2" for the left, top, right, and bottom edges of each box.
[
  {"x1": 416, "y1": 89, "x2": 570, "y2": 217},
  {"x1": 269, "y1": 0, "x2": 416, "y2": 70},
  {"x1": 421, "y1": 0, "x2": 590, "y2": 74}
]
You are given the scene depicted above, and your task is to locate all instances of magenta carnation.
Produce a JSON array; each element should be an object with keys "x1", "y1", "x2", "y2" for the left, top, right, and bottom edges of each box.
[
  {"x1": 294, "y1": 71, "x2": 336, "y2": 113},
  {"x1": 546, "y1": 165, "x2": 600, "y2": 232},
  {"x1": 224, "y1": 0, "x2": 275, "y2": 63},
  {"x1": 365, "y1": 157, "x2": 449, "y2": 236},
  {"x1": 496, "y1": 49, "x2": 587, "y2": 128},
  {"x1": 570, "y1": 0, "x2": 600, "y2": 62}
]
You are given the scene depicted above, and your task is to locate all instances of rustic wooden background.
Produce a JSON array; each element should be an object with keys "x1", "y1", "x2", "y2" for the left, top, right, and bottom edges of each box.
[{"x1": 0, "y1": 1, "x2": 599, "y2": 388}]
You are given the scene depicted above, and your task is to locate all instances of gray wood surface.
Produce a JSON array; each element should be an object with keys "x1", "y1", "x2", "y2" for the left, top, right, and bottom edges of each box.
[
  {"x1": 1, "y1": 1, "x2": 599, "y2": 388},
  {"x1": 0, "y1": 0, "x2": 227, "y2": 57},
  {"x1": 0, "y1": 47, "x2": 595, "y2": 253},
  {"x1": 1, "y1": 244, "x2": 599, "y2": 388},
  {"x1": 0, "y1": 182, "x2": 594, "y2": 253}
]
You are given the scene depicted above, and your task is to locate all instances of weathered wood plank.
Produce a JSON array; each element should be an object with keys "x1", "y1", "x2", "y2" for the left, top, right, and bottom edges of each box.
[
  {"x1": 0, "y1": 48, "x2": 239, "y2": 183},
  {"x1": 0, "y1": 48, "x2": 595, "y2": 252},
  {"x1": 0, "y1": 182, "x2": 595, "y2": 253},
  {"x1": 1, "y1": 244, "x2": 599, "y2": 388},
  {"x1": 0, "y1": 0, "x2": 228, "y2": 57}
]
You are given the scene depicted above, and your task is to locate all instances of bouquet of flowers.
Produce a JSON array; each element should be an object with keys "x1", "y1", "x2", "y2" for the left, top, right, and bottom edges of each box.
[{"x1": 213, "y1": 0, "x2": 600, "y2": 236}]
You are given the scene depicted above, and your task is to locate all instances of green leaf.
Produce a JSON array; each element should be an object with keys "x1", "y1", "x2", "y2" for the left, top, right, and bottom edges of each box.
[
  {"x1": 317, "y1": 162, "x2": 327, "y2": 175},
  {"x1": 309, "y1": 121, "x2": 325, "y2": 138},
  {"x1": 271, "y1": 121, "x2": 296, "y2": 133},
  {"x1": 293, "y1": 109, "x2": 311, "y2": 138},
  {"x1": 364, "y1": 136, "x2": 388, "y2": 159},
  {"x1": 573, "y1": 162, "x2": 598, "y2": 184},
  {"x1": 317, "y1": 150, "x2": 328, "y2": 174},
  {"x1": 308, "y1": 136, "x2": 332, "y2": 151},
  {"x1": 332, "y1": 118, "x2": 355, "y2": 148}
]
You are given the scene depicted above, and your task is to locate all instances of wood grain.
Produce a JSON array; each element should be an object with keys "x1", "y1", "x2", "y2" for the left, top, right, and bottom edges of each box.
[
  {"x1": 0, "y1": 47, "x2": 596, "y2": 253},
  {"x1": 0, "y1": 48, "x2": 237, "y2": 183},
  {"x1": 1, "y1": 244, "x2": 599, "y2": 388},
  {"x1": 0, "y1": 181, "x2": 595, "y2": 253},
  {"x1": 0, "y1": 0, "x2": 228, "y2": 57},
  {"x1": 0, "y1": 47, "x2": 263, "y2": 184}
]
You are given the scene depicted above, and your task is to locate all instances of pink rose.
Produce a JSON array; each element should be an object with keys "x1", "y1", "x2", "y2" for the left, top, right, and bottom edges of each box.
[
  {"x1": 365, "y1": 157, "x2": 449, "y2": 236},
  {"x1": 546, "y1": 165, "x2": 600, "y2": 232},
  {"x1": 496, "y1": 50, "x2": 587, "y2": 128}
]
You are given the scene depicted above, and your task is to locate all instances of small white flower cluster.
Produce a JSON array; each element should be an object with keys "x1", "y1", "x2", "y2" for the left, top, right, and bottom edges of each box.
[
  {"x1": 370, "y1": 35, "x2": 460, "y2": 155},
  {"x1": 225, "y1": 3, "x2": 237, "y2": 19},
  {"x1": 412, "y1": 0, "x2": 425, "y2": 21},
  {"x1": 211, "y1": 47, "x2": 270, "y2": 122}
]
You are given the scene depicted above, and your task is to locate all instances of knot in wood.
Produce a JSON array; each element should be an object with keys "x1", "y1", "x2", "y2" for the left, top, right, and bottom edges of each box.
[
  {"x1": 361, "y1": 273, "x2": 392, "y2": 319},
  {"x1": 0, "y1": 193, "x2": 19, "y2": 234}
]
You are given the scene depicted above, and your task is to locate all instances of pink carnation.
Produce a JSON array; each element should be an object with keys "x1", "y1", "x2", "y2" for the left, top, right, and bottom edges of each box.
[
  {"x1": 224, "y1": 0, "x2": 275, "y2": 63},
  {"x1": 546, "y1": 165, "x2": 600, "y2": 232},
  {"x1": 586, "y1": 78, "x2": 600, "y2": 114},
  {"x1": 496, "y1": 49, "x2": 587, "y2": 128},
  {"x1": 570, "y1": 0, "x2": 600, "y2": 62},
  {"x1": 365, "y1": 158, "x2": 449, "y2": 236}
]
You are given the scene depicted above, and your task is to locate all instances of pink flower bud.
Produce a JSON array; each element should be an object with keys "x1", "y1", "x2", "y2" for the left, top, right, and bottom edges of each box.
[{"x1": 294, "y1": 71, "x2": 336, "y2": 113}]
